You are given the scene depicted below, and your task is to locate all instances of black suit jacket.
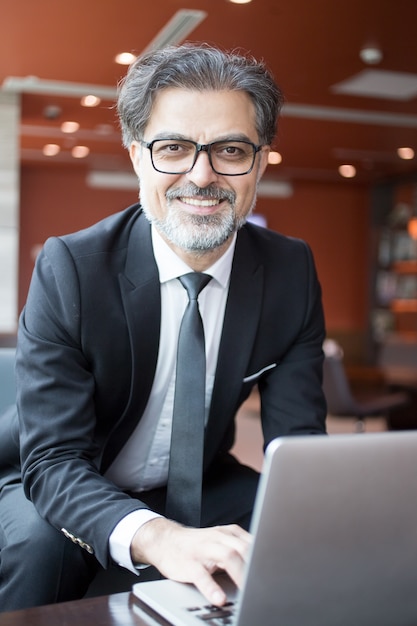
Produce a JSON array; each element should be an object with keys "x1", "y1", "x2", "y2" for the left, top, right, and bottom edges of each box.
[{"x1": 11, "y1": 204, "x2": 326, "y2": 567}]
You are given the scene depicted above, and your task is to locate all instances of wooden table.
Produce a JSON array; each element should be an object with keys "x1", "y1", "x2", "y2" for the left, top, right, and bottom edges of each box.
[{"x1": 0, "y1": 592, "x2": 166, "y2": 625}]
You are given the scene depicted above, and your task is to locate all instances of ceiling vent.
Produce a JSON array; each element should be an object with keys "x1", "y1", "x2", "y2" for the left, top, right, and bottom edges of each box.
[
  {"x1": 141, "y1": 9, "x2": 207, "y2": 54},
  {"x1": 331, "y1": 69, "x2": 417, "y2": 101},
  {"x1": 2, "y1": 10, "x2": 207, "y2": 98}
]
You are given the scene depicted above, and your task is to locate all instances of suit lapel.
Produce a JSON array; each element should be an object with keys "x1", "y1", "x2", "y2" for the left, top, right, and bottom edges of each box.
[
  {"x1": 204, "y1": 227, "x2": 264, "y2": 467},
  {"x1": 101, "y1": 217, "x2": 264, "y2": 472},
  {"x1": 100, "y1": 214, "x2": 161, "y2": 472}
]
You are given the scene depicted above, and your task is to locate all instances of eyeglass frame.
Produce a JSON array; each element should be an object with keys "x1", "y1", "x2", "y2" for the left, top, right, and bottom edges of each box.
[{"x1": 138, "y1": 138, "x2": 263, "y2": 176}]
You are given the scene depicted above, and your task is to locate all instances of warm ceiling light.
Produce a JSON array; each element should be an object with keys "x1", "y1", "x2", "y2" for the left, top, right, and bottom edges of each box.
[
  {"x1": 338, "y1": 164, "x2": 357, "y2": 178},
  {"x1": 81, "y1": 94, "x2": 101, "y2": 107},
  {"x1": 43, "y1": 144, "x2": 60, "y2": 156},
  {"x1": 72, "y1": 146, "x2": 90, "y2": 159},
  {"x1": 115, "y1": 52, "x2": 136, "y2": 65},
  {"x1": 61, "y1": 121, "x2": 80, "y2": 133},
  {"x1": 268, "y1": 151, "x2": 282, "y2": 165},
  {"x1": 408, "y1": 217, "x2": 417, "y2": 239},
  {"x1": 228, "y1": 0, "x2": 252, "y2": 3},
  {"x1": 397, "y1": 147, "x2": 415, "y2": 160}
]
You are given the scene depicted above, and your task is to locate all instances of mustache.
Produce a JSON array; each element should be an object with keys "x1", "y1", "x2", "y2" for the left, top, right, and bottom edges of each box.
[{"x1": 165, "y1": 184, "x2": 236, "y2": 204}]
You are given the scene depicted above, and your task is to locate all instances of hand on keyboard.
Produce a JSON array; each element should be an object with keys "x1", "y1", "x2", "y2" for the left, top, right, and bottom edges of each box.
[{"x1": 131, "y1": 518, "x2": 252, "y2": 607}]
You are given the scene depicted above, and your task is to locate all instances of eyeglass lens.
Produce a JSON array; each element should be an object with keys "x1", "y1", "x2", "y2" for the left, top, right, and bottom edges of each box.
[{"x1": 150, "y1": 139, "x2": 257, "y2": 175}]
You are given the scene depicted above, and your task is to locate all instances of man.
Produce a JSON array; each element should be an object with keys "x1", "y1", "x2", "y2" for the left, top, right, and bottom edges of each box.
[{"x1": 0, "y1": 43, "x2": 326, "y2": 612}]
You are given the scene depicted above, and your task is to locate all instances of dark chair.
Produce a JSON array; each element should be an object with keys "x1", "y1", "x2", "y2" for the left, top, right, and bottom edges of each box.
[
  {"x1": 322, "y1": 339, "x2": 409, "y2": 432},
  {"x1": 0, "y1": 347, "x2": 16, "y2": 414}
]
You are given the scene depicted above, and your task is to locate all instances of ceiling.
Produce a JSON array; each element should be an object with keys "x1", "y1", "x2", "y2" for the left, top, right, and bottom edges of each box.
[{"x1": 1, "y1": 0, "x2": 417, "y2": 187}]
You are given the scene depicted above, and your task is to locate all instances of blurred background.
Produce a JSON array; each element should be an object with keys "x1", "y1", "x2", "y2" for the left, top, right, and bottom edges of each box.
[{"x1": 1, "y1": 0, "x2": 417, "y2": 418}]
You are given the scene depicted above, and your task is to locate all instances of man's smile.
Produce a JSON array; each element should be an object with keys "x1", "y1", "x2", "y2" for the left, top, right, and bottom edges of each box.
[{"x1": 179, "y1": 197, "x2": 222, "y2": 208}]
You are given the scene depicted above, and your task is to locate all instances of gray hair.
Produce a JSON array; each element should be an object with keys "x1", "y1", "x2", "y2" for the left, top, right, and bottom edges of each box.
[{"x1": 117, "y1": 43, "x2": 284, "y2": 148}]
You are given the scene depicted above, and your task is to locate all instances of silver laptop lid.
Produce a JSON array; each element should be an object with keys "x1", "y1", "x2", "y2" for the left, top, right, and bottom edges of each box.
[
  {"x1": 133, "y1": 431, "x2": 417, "y2": 626},
  {"x1": 237, "y1": 431, "x2": 417, "y2": 626}
]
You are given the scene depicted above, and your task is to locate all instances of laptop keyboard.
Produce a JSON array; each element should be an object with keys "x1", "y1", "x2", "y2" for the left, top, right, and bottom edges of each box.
[{"x1": 187, "y1": 600, "x2": 236, "y2": 624}]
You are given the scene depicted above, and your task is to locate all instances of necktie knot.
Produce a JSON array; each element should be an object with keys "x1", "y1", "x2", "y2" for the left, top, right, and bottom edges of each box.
[{"x1": 178, "y1": 272, "x2": 212, "y2": 301}]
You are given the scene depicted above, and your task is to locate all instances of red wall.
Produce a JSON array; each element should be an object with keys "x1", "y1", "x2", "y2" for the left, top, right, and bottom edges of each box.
[
  {"x1": 18, "y1": 165, "x2": 371, "y2": 348},
  {"x1": 255, "y1": 181, "x2": 370, "y2": 333},
  {"x1": 19, "y1": 164, "x2": 137, "y2": 310}
]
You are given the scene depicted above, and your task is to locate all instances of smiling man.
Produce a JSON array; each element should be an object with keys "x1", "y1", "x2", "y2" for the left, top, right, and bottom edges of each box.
[{"x1": 0, "y1": 44, "x2": 327, "y2": 611}]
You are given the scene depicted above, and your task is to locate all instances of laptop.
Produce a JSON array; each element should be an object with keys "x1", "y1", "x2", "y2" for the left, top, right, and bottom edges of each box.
[{"x1": 132, "y1": 431, "x2": 417, "y2": 626}]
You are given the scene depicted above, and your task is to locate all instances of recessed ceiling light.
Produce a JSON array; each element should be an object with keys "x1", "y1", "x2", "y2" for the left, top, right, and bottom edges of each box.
[
  {"x1": 81, "y1": 95, "x2": 101, "y2": 107},
  {"x1": 43, "y1": 144, "x2": 60, "y2": 156},
  {"x1": 61, "y1": 121, "x2": 80, "y2": 133},
  {"x1": 72, "y1": 146, "x2": 90, "y2": 159},
  {"x1": 397, "y1": 147, "x2": 415, "y2": 160},
  {"x1": 115, "y1": 52, "x2": 136, "y2": 65},
  {"x1": 338, "y1": 164, "x2": 356, "y2": 178},
  {"x1": 359, "y1": 45, "x2": 383, "y2": 65},
  {"x1": 268, "y1": 151, "x2": 282, "y2": 165},
  {"x1": 228, "y1": 0, "x2": 252, "y2": 3},
  {"x1": 43, "y1": 105, "x2": 61, "y2": 120}
]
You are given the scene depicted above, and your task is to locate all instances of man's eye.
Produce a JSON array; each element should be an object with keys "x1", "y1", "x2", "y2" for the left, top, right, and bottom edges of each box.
[
  {"x1": 157, "y1": 142, "x2": 191, "y2": 154},
  {"x1": 156, "y1": 143, "x2": 180, "y2": 153},
  {"x1": 216, "y1": 144, "x2": 247, "y2": 159}
]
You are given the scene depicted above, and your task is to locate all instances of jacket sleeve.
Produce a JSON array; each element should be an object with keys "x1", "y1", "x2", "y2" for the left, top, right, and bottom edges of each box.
[
  {"x1": 16, "y1": 237, "x2": 147, "y2": 568},
  {"x1": 258, "y1": 239, "x2": 327, "y2": 446}
]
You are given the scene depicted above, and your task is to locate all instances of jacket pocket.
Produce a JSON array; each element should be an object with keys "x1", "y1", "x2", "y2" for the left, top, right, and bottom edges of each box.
[{"x1": 243, "y1": 363, "x2": 277, "y2": 383}]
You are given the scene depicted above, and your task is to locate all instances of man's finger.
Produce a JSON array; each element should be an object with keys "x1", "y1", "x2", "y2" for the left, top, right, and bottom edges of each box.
[{"x1": 193, "y1": 566, "x2": 228, "y2": 607}]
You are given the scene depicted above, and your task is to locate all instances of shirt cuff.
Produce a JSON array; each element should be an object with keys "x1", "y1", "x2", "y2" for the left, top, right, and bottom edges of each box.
[{"x1": 109, "y1": 509, "x2": 163, "y2": 574}]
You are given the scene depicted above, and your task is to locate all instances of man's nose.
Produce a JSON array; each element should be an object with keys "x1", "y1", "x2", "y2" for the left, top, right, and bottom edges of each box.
[{"x1": 185, "y1": 149, "x2": 218, "y2": 187}]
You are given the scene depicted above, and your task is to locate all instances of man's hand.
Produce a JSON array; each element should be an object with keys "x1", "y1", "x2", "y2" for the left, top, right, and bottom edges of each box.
[{"x1": 131, "y1": 517, "x2": 252, "y2": 606}]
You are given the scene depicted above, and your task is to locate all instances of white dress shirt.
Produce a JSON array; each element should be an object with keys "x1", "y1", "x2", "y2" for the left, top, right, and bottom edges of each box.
[{"x1": 107, "y1": 225, "x2": 235, "y2": 573}]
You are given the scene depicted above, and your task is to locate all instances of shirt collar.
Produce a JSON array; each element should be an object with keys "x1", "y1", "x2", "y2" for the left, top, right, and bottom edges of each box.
[{"x1": 151, "y1": 225, "x2": 236, "y2": 289}]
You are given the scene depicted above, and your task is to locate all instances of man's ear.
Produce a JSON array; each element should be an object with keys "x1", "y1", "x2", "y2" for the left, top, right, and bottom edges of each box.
[
  {"x1": 129, "y1": 141, "x2": 140, "y2": 175},
  {"x1": 257, "y1": 146, "x2": 270, "y2": 181}
]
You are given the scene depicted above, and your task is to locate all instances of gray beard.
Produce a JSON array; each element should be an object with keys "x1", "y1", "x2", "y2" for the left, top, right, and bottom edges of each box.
[{"x1": 140, "y1": 184, "x2": 249, "y2": 253}]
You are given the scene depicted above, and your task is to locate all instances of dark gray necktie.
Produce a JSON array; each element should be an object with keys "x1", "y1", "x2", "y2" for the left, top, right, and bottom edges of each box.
[{"x1": 165, "y1": 272, "x2": 212, "y2": 527}]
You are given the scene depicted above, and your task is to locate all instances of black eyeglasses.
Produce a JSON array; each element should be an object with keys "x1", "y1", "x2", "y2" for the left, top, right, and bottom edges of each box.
[{"x1": 140, "y1": 138, "x2": 262, "y2": 176}]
